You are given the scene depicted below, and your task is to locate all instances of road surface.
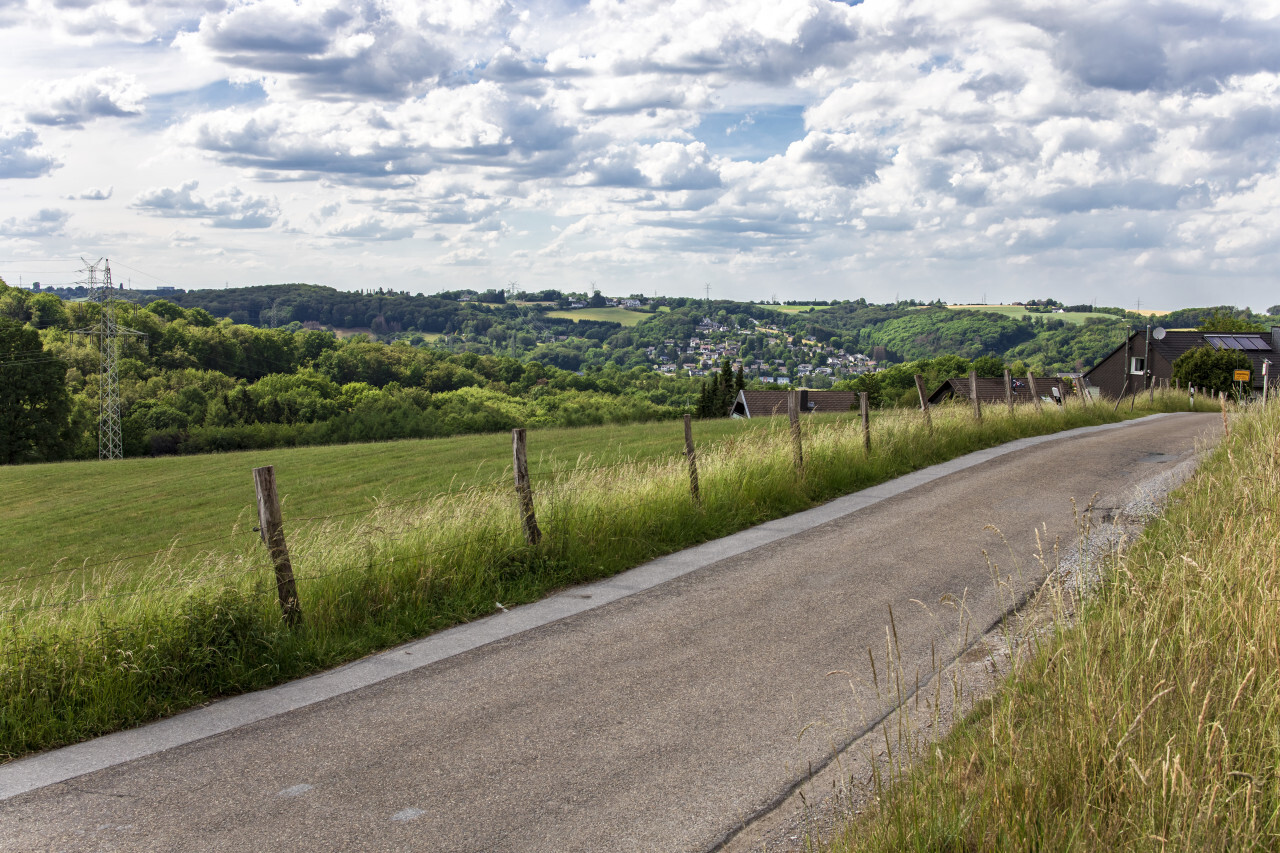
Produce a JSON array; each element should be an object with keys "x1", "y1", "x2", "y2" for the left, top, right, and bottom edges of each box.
[{"x1": 0, "y1": 413, "x2": 1219, "y2": 852}]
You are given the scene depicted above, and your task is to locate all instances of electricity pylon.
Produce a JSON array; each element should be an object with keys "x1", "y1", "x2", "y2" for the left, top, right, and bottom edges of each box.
[{"x1": 74, "y1": 258, "x2": 144, "y2": 460}]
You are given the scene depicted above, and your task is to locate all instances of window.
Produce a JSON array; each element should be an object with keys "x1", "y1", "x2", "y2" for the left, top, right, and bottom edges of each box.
[{"x1": 1130, "y1": 356, "x2": 1146, "y2": 375}]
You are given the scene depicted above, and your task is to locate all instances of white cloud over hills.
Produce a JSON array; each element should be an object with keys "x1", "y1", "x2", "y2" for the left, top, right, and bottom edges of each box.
[{"x1": 1, "y1": 0, "x2": 1279, "y2": 308}]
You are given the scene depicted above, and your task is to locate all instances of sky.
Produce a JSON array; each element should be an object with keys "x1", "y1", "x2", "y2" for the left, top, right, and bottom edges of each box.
[{"x1": 2, "y1": 0, "x2": 1279, "y2": 310}]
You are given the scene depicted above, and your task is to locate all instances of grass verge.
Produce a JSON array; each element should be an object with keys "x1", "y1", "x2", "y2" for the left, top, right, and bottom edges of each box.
[
  {"x1": 825, "y1": 400, "x2": 1278, "y2": 850},
  {"x1": 0, "y1": 393, "x2": 1214, "y2": 761}
]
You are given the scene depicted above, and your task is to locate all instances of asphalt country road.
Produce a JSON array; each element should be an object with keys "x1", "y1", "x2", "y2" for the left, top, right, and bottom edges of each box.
[{"x1": 0, "y1": 413, "x2": 1220, "y2": 852}]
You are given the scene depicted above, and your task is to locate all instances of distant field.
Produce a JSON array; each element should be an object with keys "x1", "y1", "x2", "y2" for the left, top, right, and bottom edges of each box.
[
  {"x1": 324, "y1": 326, "x2": 373, "y2": 338},
  {"x1": 324, "y1": 327, "x2": 442, "y2": 341},
  {"x1": 543, "y1": 308, "x2": 650, "y2": 326},
  {"x1": 759, "y1": 304, "x2": 832, "y2": 315},
  {"x1": 947, "y1": 304, "x2": 1118, "y2": 325},
  {"x1": 0, "y1": 417, "x2": 787, "y2": 580}
]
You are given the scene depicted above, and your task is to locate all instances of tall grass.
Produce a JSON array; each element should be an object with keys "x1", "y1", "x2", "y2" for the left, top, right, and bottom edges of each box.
[
  {"x1": 826, "y1": 399, "x2": 1278, "y2": 851},
  {"x1": 0, "y1": 393, "x2": 1212, "y2": 761}
]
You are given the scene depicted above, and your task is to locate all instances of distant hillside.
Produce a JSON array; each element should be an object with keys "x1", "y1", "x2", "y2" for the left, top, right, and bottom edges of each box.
[{"x1": 127, "y1": 283, "x2": 488, "y2": 335}]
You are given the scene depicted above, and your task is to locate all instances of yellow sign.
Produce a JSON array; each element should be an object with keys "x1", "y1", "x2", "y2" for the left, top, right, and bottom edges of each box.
[{"x1": 1234, "y1": 369, "x2": 1252, "y2": 381}]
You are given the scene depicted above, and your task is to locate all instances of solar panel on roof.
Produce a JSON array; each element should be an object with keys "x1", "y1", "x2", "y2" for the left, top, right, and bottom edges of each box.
[{"x1": 1205, "y1": 335, "x2": 1267, "y2": 350}]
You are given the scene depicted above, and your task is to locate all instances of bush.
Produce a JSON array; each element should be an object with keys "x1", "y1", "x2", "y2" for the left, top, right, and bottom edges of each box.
[{"x1": 1171, "y1": 345, "x2": 1252, "y2": 394}]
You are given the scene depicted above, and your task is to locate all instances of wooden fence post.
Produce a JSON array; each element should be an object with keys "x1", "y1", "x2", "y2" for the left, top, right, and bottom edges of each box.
[
  {"x1": 683, "y1": 414, "x2": 700, "y2": 506},
  {"x1": 1220, "y1": 392, "x2": 1229, "y2": 436},
  {"x1": 1113, "y1": 377, "x2": 1130, "y2": 413},
  {"x1": 1003, "y1": 369, "x2": 1014, "y2": 415},
  {"x1": 253, "y1": 465, "x2": 301, "y2": 626},
  {"x1": 1026, "y1": 372, "x2": 1042, "y2": 415},
  {"x1": 512, "y1": 428, "x2": 541, "y2": 545},
  {"x1": 860, "y1": 391, "x2": 871, "y2": 454},
  {"x1": 914, "y1": 374, "x2": 932, "y2": 433},
  {"x1": 1078, "y1": 375, "x2": 1090, "y2": 406},
  {"x1": 788, "y1": 390, "x2": 803, "y2": 472},
  {"x1": 969, "y1": 370, "x2": 982, "y2": 422}
]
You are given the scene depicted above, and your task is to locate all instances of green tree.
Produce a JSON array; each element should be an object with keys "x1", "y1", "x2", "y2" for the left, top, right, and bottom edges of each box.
[
  {"x1": 0, "y1": 317, "x2": 72, "y2": 463},
  {"x1": 971, "y1": 355, "x2": 1005, "y2": 378},
  {"x1": 1198, "y1": 310, "x2": 1265, "y2": 333},
  {"x1": 1171, "y1": 346, "x2": 1252, "y2": 394}
]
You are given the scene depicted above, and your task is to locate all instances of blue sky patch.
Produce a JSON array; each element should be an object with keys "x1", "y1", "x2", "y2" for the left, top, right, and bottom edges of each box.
[
  {"x1": 696, "y1": 105, "x2": 806, "y2": 162},
  {"x1": 143, "y1": 80, "x2": 268, "y2": 129}
]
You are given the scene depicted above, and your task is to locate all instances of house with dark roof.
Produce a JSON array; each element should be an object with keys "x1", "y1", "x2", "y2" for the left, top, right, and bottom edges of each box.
[
  {"x1": 730, "y1": 390, "x2": 860, "y2": 418},
  {"x1": 927, "y1": 376, "x2": 1070, "y2": 406},
  {"x1": 1084, "y1": 327, "x2": 1278, "y2": 399}
]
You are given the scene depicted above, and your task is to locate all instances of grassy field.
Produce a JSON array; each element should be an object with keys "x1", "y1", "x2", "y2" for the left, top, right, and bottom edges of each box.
[
  {"x1": 0, "y1": 393, "x2": 1217, "y2": 760},
  {"x1": 1, "y1": 418, "x2": 777, "y2": 581},
  {"x1": 948, "y1": 304, "x2": 1118, "y2": 325},
  {"x1": 826, "y1": 401, "x2": 1278, "y2": 850},
  {"x1": 542, "y1": 307, "x2": 650, "y2": 326}
]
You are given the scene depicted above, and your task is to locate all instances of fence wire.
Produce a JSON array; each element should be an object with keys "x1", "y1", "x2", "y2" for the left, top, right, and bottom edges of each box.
[
  {"x1": 0, "y1": 406, "x2": 1046, "y2": 621},
  {"x1": 2, "y1": 530, "x2": 258, "y2": 587}
]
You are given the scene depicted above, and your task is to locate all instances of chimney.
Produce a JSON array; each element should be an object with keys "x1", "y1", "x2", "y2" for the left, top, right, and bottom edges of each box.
[
  {"x1": 1272, "y1": 326, "x2": 1280, "y2": 354},
  {"x1": 799, "y1": 389, "x2": 809, "y2": 411}
]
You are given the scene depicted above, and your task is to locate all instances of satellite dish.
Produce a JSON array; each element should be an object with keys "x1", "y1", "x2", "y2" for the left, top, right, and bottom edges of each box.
[{"x1": 1152, "y1": 327, "x2": 1167, "y2": 340}]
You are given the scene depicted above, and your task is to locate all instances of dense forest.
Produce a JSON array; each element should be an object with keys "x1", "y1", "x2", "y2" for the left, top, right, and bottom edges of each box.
[{"x1": 4, "y1": 276, "x2": 1275, "y2": 464}]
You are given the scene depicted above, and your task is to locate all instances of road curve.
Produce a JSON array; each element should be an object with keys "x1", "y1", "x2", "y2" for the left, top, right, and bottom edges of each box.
[{"x1": 0, "y1": 413, "x2": 1219, "y2": 853}]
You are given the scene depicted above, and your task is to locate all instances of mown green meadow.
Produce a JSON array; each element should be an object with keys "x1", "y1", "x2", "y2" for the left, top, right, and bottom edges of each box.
[
  {"x1": 826, "y1": 399, "x2": 1278, "y2": 851},
  {"x1": 0, "y1": 392, "x2": 1215, "y2": 761},
  {"x1": 1, "y1": 417, "x2": 772, "y2": 583}
]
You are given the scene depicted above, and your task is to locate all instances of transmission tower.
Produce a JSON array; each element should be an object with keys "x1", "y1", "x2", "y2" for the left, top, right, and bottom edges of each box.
[{"x1": 74, "y1": 258, "x2": 144, "y2": 460}]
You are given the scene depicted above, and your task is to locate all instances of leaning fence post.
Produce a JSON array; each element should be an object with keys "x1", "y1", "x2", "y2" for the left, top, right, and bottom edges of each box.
[
  {"x1": 253, "y1": 465, "x2": 301, "y2": 626},
  {"x1": 683, "y1": 414, "x2": 700, "y2": 506},
  {"x1": 969, "y1": 370, "x2": 982, "y2": 422},
  {"x1": 1026, "y1": 372, "x2": 1042, "y2": 415},
  {"x1": 512, "y1": 428, "x2": 542, "y2": 545},
  {"x1": 1003, "y1": 369, "x2": 1014, "y2": 415},
  {"x1": 914, "y1": 374, "x2": 933, "y2": 433},
  {"x1": 788, "y1": 389, "x2": 804, "y2": 472},
  {"x1": 1113, "y1": 377, "x2": 1130, "y2": 413},
  {"x1": 859, "y1": 391, "x2": 871, "y2": 454}
]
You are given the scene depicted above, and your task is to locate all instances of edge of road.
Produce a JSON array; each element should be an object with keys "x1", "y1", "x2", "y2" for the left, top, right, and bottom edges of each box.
[{"x1": 0, "y1": 413, "x2": 1183, "y2": 801}]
